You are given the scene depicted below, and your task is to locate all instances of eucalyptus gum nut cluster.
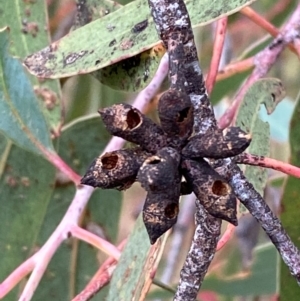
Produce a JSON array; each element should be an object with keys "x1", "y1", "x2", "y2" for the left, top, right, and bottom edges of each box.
[
  {"x1": 182, "y1": 126, "x2": 251, "y2": 159},
  {"x1": 99, "y1": 103, "x2": 167, "y2": 153},
  {"x1": 81, "y1": 148, "x2": 149, "y2": 190},
  {"x1": 158, "y1": 88, "x2": 194, "y2": 147},
  {"x1": 181, "y1": 158, "x2": 238, "y2": 225},
  {"x1": 138, "y1": 147, "x2": 181, "y2": 244}
]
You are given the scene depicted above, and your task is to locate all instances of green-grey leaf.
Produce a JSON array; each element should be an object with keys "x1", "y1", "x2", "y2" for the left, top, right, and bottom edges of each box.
[
  {"x1": 0, "y1": 28, "x2": 54, "y2": 156},
  {"x1": 24, "y1": 0, "x2": 256, "y2": 79},
  {"x1": 73, "y1": 0, "x2": 123, "y2": 29},
  {"x1": 0, "y1": 138, "x2": 56, "y2": 301},
  {"x1": 94, "y1": 45, "x2": 165, "y2": 91},
  {"x1": 72, "y1": 0, "x2": 165, "y2": 92},
  {"x1": 202, "y1": 243, "x2": 279, "y2": 296},
  {"x1": 107, "y1": 215, "x2": 167, "y2": 300},
  {"x1": 0, "y1": 1, "x2": 63, "y2": 132},
  {"x1": 34, "y1": 115, "x2": 122, "y2": 300},
  {"x1": 280, "y1": 88, "x2": 300, "y2": 300},
  {"x1": 235, "y1": 78, "x2": 285, "y2": 210}
]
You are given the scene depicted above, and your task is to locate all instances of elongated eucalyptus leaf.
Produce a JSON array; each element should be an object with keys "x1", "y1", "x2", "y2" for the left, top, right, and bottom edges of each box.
[
  {"x1": 0, "y1": 1, "x2": 62, "y2": 132},
  {"x1": 73, "y1": 0, "x2": 165, "y2": 92},
  {"x1": 280, "y1": 90, "x2": 300, "y2": 300},
  {"x1": 0, "y1": 136, "x2": 56, "y2": 301},
  {"x1": 235, "y1": 78, "x2": 285, "y2": 210},
  {"x1": 0, "y1": 28, "x2": 54, "y2": 156},
  {"x1": 24, "y1": 0, "x2": 256, "y2": 79},
  {"x1": 106, "y1": 215, "x2": 168, "y2": 300}
]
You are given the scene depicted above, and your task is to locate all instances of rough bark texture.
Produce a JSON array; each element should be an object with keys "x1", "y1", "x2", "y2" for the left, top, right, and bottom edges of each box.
[{"x1": 215, "y1": 159, "x2": 300, "y2": 283}]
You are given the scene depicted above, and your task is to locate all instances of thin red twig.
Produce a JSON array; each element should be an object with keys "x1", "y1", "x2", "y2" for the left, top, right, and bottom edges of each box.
[
  {"x1": 219, "y1": 3, "x2": 300, "y2": 129},
  {"x1": 70, "y1": 225, "x2": 121, "y2": 260},
  {"x1": 240, "y1": 6, "x2": 297, "y2": 54},
  {"x1": 206, "y1": 17, "x2": 228, "y2": 95},
  {"x1": 44, "y1": 150, "x2": 81, "y2": 184},
  {"x1": 236, "y1": 153, "x2": 300, "y2": 178},
  {"x1": 72, "y1": 240, "x2": 127, "y2": 301},
  {"x1": 216, "y1": 56, "x2": 254, "y2": 81},
  {"x1": 216, "y1": 223, "x2": 236, "y2": 251}
]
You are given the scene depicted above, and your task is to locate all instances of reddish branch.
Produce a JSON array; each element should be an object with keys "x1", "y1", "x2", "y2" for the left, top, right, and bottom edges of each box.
[
  {"x1": 206, "y1": 17, "x2": 228, "y2": 94},
  {"x1": 240, "y1": 6, "x2": 298, "y2": 54},
  {"x1": 72, "y1": 240, "x2": 127, "y2": 301},
  {"x1": 215, "y1": 159, "x2": 300, "y2": 283},
  {"x1": 216, "y1": 56, "x2": 254, "y2": 81},
  {"x1": 219, "y1": 3, "x2": 300, "y2": 129},
  {"x1": 235, "y1": 153, "x2": 300, "y2": 179}
]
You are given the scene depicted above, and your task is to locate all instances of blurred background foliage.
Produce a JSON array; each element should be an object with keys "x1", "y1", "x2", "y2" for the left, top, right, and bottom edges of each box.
[{"x1": 0, "y1": 0, "x2": 300, "y2": 300}]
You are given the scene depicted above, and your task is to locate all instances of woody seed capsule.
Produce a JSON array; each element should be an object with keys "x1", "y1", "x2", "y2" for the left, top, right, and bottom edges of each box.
[
  {"x1": 181, "y1": 158, "x2": 238, "y2": 225},
  {"x1": 99, "y1": 104, "x2": 167, "y2": 153},
  {"x1": 158, "y1": 88, "x2": 194, "y2": 148},
  {"x1": 138, "y1": 147, "x2": 181, "y2": 243},
  {"x1": 81, "y1": 148, "x2": 149, "y2": 190},
  {"x1": 182, "y1": 126, "x2": 251, "y2": 159}
]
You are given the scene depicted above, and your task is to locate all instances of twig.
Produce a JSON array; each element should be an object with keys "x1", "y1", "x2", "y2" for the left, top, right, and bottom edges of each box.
[
  {"x1": 72, "y1": 239, "x2": 127, "y2": 301},
  {"x1": 12, "y1": 185, "x2": 94, "y2": 301},
  {"x1": 235, "y1": 153, "x2": 300, "y2": 178},
  {"x1": 174, "y1": 202, "x2": 221, "y2": 301},
  {"x1": 219, "y1": 2, "x2": 300, "y2": 129},
  {"x1": 147, "y1": 0, "x2": 221, "y2": 300},
  {"x1": 44, "y1": 150, "x2": 81, "y2": 184},
  {"x1": 240, "y1": 6, "x2": 297, "y2": 54},
  {"x1": 216, "y1": 159, "x2": 300, "y2": 283},
  {"x1": 216, "y1": 56, "x2": 254, "y2": 81},
  {"x1": 206, "y1": 17, "x2": 228, "y2": 94},
  {"x1": 70, "y1": 226, "x2": 121, "y2": 260},
  {"x1": 158, "y1": 194, "x2": 196, "y2": 286},
  {"x1": 216, "y1": 222, "x2": 236, "y2": 251}
]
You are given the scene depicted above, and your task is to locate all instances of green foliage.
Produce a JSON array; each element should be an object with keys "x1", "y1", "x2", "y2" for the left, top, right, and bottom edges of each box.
[
  {"x1": 24, "y1": 0, "x2": 256, "y2": 80},
  {"x1": 0, "y1": 0, "x2": 299, "y2": 300},
  {"x1": 0, "y1": 29, "x2": 54, "y2": 156},
  {"x1": 107, "y1": 216, "x2": 151, "y2": 300},
  {"x1": 236, "y1": 79, "x2": 285, "y2": 212},
  {"x1": 0, "y1": 140, "x2": 56, "y2": 300},
  {"x1": 0, "y1": 1, "x2": 62, "y2": 131},
  {"x1": 280, "y1": 91, "x2": 300, "y2": 300}
]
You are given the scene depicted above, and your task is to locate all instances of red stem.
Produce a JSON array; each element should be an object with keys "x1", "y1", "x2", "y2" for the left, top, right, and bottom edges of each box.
[
  {"x1": 44, "y1": 150, "x2": 81, "y2": 184},
  {"x1": 206, "y1": 17, "x2": 228, "y2": 95},
  {"x1": 70, "y1": 225, "x2": 121, "y2": 260},
  {"x1": 236, "y1": 153, "x2": 300, "y2": 178},
  {"x1": 72, "y1": 239, "x2": 127, "y2": 301},
  {"x1": 216, "y1": 223, "x2": 236, "y2": 251}
]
